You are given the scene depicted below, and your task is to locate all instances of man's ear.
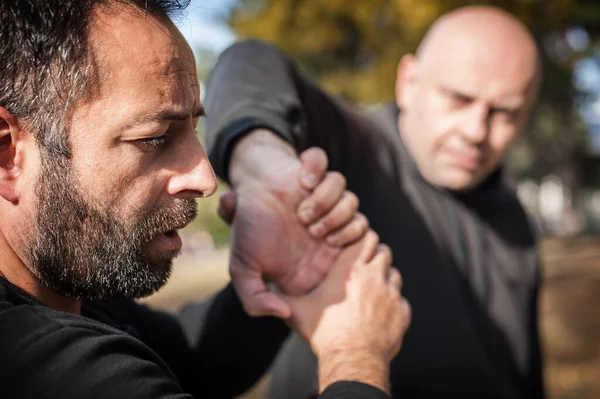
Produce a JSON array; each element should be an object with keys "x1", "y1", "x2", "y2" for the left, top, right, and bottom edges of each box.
[
  {"x1": 395, "y1": 54, "x2": 418, "y2": 110},
  {"x1": 0, "y1": 107, "x2": 25, "y2": 204}
]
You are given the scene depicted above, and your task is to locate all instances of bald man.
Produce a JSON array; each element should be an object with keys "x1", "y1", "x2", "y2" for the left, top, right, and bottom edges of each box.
[{"x1": 204, "y1": 5, "x2": 544, "y2": 399}]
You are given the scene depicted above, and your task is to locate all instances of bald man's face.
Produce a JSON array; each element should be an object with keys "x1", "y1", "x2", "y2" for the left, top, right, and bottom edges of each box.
[{"x1": 395, "y1": 31, "x2": 538, "y2": 191}]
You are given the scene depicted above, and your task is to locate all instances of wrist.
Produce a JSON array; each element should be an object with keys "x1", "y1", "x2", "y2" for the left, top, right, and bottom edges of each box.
[
  {"x1": 229, "y1": 128, "x2": 297, "y2": 188},
  {"x1": 317, "y1": 347, "x2": 390, "y2": 394}
]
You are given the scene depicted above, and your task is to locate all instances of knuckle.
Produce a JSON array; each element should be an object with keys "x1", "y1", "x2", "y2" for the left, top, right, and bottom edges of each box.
[
  {"x1": 350, "y1": 221, "x2": 363, "y2": 237},
  {"x1": 346, "y1": 191, "x2": 359, "y2": 209},
  {"x1": 402, "y1": 299, "x2": 412, "y2": 322},
  {"x1": 377, "y1": 244, "x2": 392, "y2": 262},
  {"x1": 348, "y1": 217, "x2": 364, "y2": 235},
  {"x1": 395, "y1": 270, "x2": 403, "y2": 289},
  {"x1": 367, "y1": 229, "x2": 380, "y2": 244},
  {"x1": 312, "y1": 146, "x2": 328, "y2": 162},
  {"x1": 328, "y1": 171, "x2": 346, "y2": 187},
  {"x1": 356, "y1": 213, "x2": 369, "y2": 230}
]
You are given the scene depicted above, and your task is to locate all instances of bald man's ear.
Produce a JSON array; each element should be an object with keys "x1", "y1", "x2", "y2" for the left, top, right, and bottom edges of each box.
[
  {"x1": 0, "y1": 107, "x2": 26, "y2": 204},
  {"x1": 395, "y1": 54, "x2": 418, "y2": 110}
]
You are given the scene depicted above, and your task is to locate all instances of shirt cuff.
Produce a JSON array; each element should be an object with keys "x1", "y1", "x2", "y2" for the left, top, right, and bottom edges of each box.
[{"x1": 320, "y1": 381, "x2": 390, "y2": 399}]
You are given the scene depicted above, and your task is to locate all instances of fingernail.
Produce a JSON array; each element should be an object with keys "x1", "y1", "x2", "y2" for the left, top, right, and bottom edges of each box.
[
  {"x1": 302, "y1": 172, "x2": 317, "y2": 188},
  {"x1": 300, "y1": 207, "x2": 313, "y2": 222},
  {"x1": 309, "y1": 223, "x2": 325, "y2": 237}
]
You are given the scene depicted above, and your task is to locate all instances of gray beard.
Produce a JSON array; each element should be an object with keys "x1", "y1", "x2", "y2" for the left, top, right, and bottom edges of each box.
[{"x1": 26, "y1": 152, "x2": 197, "y2": 302}]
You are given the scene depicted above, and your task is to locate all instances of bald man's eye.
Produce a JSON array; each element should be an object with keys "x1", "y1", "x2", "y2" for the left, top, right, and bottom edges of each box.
[
  {"x1": 444, "y1": 91, "x2": 472, "y2": 109},
  {"x1": 491, "y1": 108, "x2": 519, "y2": 124}
]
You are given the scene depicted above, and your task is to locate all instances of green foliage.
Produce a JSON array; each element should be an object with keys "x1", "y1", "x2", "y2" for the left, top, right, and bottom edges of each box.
[{"x1": 229, "y1": 0, "x2": 578, "y2": 103}]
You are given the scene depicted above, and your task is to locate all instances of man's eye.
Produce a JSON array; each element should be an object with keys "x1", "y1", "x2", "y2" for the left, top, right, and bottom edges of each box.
[
  {"x1": 491, "y1": 108, "x2": 518, "y2": 123},
  {"x1": 138, "y1": 135, "x2": 168, "y2": 148},
  {"x1": 450, "y1": 93, "x2": 471, "y2": 107}
]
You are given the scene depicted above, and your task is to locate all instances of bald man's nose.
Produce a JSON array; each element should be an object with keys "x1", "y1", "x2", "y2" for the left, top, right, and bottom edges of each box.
[{"x1": 461, "y1": 105, "x2": 489, "y2": 144}]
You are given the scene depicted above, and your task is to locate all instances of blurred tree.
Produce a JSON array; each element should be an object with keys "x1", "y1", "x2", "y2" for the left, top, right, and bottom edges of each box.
[
  {"x1": 229, "y1": 0, "x2": 577, "y2": 102},
  {"x1": 226, "y1": 0, "x2": 600, "y2": 189}
]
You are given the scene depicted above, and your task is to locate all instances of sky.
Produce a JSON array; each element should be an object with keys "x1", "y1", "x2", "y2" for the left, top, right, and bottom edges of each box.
[{"x1": 174, "y1": 0, "x2": 237, "y2": 54}]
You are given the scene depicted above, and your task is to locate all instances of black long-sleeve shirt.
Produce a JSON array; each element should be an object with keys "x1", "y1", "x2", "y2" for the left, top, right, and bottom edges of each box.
[
  {"x1": 203, "y1": 39, "x2": 545, "y2": 399},
  {"x1": 0, "y1": 277, "x2": 388, "y2": 398}
]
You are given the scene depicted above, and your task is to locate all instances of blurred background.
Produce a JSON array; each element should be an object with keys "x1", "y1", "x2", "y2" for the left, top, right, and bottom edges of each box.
[{"x1": 142, "y1": 1, "x2": 600, "y2": 398}]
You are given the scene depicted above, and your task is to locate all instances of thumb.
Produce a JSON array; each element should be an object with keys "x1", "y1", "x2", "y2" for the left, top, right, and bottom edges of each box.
[
  {"x1": 244, "y1": 291, "x2": 292, "y2": 319},
  {"x1": 230, "y1": 258, "x2": 292, "y2": 319},
  {"x1": 217, "y1": 190, "x2": 237, "y2": 225},
  {"x1": 299, "y1": 147, "x2": 328, "y2": 190}
]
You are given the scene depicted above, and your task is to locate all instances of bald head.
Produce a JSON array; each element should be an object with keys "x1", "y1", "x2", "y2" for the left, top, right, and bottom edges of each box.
[
  {"x1": 418, "y1": 6, "x2": 538, "y2": 60},
  {"x1": 395, "y1": 6, "x2": 541, "y2": 191},
  {"x1": 417, "y1": 6, "x2": 540, "y2": 91}
]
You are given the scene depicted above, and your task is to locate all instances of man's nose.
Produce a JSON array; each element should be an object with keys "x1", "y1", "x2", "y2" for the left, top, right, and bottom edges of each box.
[
  {"x1": 166, "y1": 131, "x2": 218, "y2": 200},
  {"x1": 461, "y1": 104, "x2": 489, "y2": 144}
]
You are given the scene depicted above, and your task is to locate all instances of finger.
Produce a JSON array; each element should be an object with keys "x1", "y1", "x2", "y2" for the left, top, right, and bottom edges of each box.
[
  {"x1": 247, "y1": 291, "x2": 293, "y2": 319},
  {"x1": 306, "y1": 190, "x2": 359, "y2": 238},
  {"x1": 364, "y1": 244, "x2": 392, "y2": 279},
  {"x1": 400, "y1": 298, "x2": 412, "y2": 330},
  {"x1": 325, "y1": 212, "x2": 369, "y2": 247},
  {"x1": 230, "y1": 259, "x2": 292, "y2": 318},
  {"x1": 356, "y1": 230, "x2": 380, "y2": 264},
  {"x1": 217, "y1": 190, "x2": 237, "y2": 225},
  {"x1": 277, "y1": 290, "x2": 308, "y2": 317},
  {"x1": 388, "y1": 267, "x2": 402, "y2": 291},
  {"x1": 298, "y1": 172, "x2": 346, "y2": 225},
  {"x1": 299, "y1": 147, "x2": 328, "y2": 190},
  {"x1": 390, "y1": 298, "x2": 412, "y2": 358}
]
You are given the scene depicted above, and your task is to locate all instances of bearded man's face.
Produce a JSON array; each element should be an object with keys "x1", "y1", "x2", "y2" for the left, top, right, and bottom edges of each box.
[
  {"x1": 15, "y1": 6, "x2": 217, "y2": 301},
  {"x1": 27, "y1": 152, "x2": 197, "y2": 301}
]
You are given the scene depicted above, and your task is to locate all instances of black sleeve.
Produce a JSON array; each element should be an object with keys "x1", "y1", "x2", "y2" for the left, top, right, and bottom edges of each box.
[
  {"x1": 203, "y1": 39, "x2": 375, "y2": 183},
  {"x1": 320, "y1": 382, "x2": 390, "y2": 399},
  {"x1": 3, "y1": 317, "x2": 191, "y2": 399},
  {"x1": 94, "y1": 284, "x2": 289, "y2": 398}
]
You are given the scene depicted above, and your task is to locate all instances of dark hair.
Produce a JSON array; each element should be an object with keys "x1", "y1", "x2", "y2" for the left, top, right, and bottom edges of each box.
[{"x1": 0, "y1": 0, "x2": 190, "y2": 157}]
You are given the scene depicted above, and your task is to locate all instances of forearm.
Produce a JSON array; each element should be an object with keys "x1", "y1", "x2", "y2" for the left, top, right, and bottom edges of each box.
[{"x1": 318, "y1": 349, "x2": 390, "y2": 395}]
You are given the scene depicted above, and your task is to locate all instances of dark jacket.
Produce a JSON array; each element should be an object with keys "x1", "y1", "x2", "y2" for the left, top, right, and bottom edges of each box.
[
  {"x1": 203, "y1": 39, "x2": 545, "y2": 399},
  {"x1": 0, "y1": 277, "x2": 385, "y2": 398}
]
